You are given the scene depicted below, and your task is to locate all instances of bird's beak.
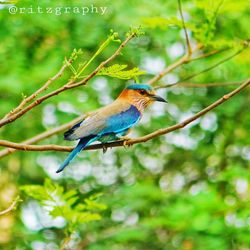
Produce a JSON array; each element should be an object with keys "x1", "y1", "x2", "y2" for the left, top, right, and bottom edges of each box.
[{"x1": 150, "y1": 94, "x2": 168, "y2": 103}]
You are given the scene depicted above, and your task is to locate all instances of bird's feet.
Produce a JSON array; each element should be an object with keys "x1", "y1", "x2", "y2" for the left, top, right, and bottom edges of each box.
[
  {"x1": 119, "y1": 136, "x2": 132, "y2": 149},
  {"x1": 102, "y1": 143, "x2": 108, "y2": 154}
]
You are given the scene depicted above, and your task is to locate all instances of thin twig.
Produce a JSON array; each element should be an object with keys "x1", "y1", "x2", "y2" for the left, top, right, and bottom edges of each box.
[
  {"x1": 0, "y1": 196, "x2": 20, "y2": 216},
  {"x1": 178, "y1": 0, "x2": 192, "y2": 55},
  {"x1": 60, "y1": 235, "x2": 72, "y2": 250},
  {"x1": 0, "y1": 114, "x2": 86, "y2": 158},
  {"x1": 0, "y1": 78, "x2": 249, "y2": 153},
  {"x1": 190, "y1": 48, "x2": 227, "y2": 62},
  {"x1": 147, "y1": 0, "x2": 204, "y2": 87},
  {"x1": 0, "y1": 33, "x2": 136, "y2": 128},
  {"x1": 147, "y1": 53, "x2": 190, "y2": 86},
  {"x1": 178, "y1": 49, "x2": 244, "y2": 84},
  {"x1": 2, "y1": 63, "x2": 70, "y2": 120},
  {"x1": 71, "y1": 33, "x2": 136, "y2": 88},
  {"x1": 156, "y1": 48, "x2": 246, "y2": 89},
  {"x1": 176, "y1": 82, "x2": 242, "y2": 88},
  {"x1": 148, "y1": 44, "x2": 231, "y2": 86}
]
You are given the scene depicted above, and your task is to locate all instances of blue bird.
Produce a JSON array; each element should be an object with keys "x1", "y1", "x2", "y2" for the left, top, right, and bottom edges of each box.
[{"x1": 56, "y1": 84, "x2": 167, "y2": 173}]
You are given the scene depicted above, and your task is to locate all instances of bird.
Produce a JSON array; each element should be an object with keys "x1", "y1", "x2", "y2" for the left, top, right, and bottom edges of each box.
[{"x1": 56, "y1": 83, "x2": 167, "y2": 173}]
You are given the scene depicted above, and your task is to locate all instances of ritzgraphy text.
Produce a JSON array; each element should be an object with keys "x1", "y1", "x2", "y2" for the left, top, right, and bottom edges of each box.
[{"x1": 8, "y1": 4, "x2": 108, "y2": 16}]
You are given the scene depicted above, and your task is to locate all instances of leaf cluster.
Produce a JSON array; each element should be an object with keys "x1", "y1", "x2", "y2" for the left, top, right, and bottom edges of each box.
[
  {"x1": 97, "y1": 64, "x2": 146, "y2": 80},
  {"x1": 20, "y1": 179, "x2": 107, "y2": 233}
]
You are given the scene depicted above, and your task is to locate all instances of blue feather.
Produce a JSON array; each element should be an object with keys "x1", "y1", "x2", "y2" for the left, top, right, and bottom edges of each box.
[
  {"x1": 57, "y1": 103, "x2": 141, "y2": 173},
  {"x1": 101, "y1": 105, "x2": 141, "y2": 135},
  {"x1": 126, "y1": 84, "x2": 152, "y2": 91},
  {"x1": 56, "y1": 135, "x2": 96, "y2": 173}
]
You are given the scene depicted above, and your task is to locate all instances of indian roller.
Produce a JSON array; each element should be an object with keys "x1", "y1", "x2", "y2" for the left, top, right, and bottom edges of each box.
[{"x1": 56, "y1": 84, "x2": 167, "y2": 173}]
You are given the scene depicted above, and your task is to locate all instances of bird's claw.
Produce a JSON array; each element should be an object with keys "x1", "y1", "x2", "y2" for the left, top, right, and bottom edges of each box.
[
  {"x1": 120, "y1": 136, "x2": 132, "y2": 149},
  {"x1": 102, "y1": 144, "x2": 108, "y2": 154}
]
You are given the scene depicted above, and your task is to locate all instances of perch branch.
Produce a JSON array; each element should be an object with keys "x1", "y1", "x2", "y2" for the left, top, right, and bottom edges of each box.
[
  {"x1": 0, "y1": 114, "x2": 86, "y2": 158},
  {"x1": 0, "y1": 78, "x2": 249, "y2": 153}
]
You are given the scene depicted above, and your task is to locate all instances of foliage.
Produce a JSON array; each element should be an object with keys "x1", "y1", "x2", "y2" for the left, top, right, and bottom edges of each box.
[
  {"x1": 97, "y1": 64, "x2": 146, "y2": 80},
  {"x1": 67, "y1": 31, "x2": 121, "y2": 80},
  {"x1": 142, "y1": 16, "x2": 196, "y2": 31},
  {"x1": 21, "y1": 179, "x2": 106, "y2": 234}
]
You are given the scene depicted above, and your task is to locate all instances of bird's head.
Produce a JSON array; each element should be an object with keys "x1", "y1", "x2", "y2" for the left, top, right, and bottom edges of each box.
[{"x1": 118, "y1": 84, "x2": 167, "y2": 111}]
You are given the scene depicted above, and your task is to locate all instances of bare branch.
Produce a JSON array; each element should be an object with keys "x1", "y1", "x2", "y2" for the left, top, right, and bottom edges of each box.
[
  {"x1": 0, "y1": 140, "x2": 73, "y2": 152},
  {"x1": 147, "y1": 44, "x2": 233, "y2": 86},
  {"x1": 0, "y1": 33, "x2": 136, "y2": 128},
  {"x1": 190, "y1": 48, "x2": 227, "y2": 62},
  {"x1": 0, "y1": 196, "x2": 20, "y2": 216},
  {"x1": 156, "y1": 47, "x2": 246, "y2": 89},
  {"x1": 1, "y1": 78, "x2": 249, "y2": 154},
  {"x1": 148, "y1": 44, "x2": 207, "y2": 86},
  {"x1": 60, "y1": 235, "x2": 72, "y2": 250},
  {"x1": 178, "y1": 0, "x2": 192, "y2": 55},
  {"x1": 176, "y1": 81, "x2": 242, "y2": 88},
  {"x1": 147, "y1": 52, "x2": 190, "y2": 86},
  {"x1": 0, "y1": 114, "x2": 86, "y2": 158},
  {"x1": 2, "y1": 62, "x2": 70, "y2": 120},
  {"x1": 71, "y1": 34, "x2": 136, "y2": 88}
]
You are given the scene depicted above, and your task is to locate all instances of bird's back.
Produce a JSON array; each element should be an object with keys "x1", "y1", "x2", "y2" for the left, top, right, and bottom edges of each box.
[{"x1": 64, "y1": 99, "x2": 141, "y2": 141}]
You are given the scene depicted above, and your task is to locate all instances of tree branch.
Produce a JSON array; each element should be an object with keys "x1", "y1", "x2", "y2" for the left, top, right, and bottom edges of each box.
[
  {"x1": 176, "y1": 81, "x2": 242, "y2": 88},
  {"x1": 2, "y1": 63, "x2": 70, "y2": 121},
  {"x1": 178, "y1": 0, "x2": 192, "y2": 55},
  {"x1": 0, "y1": 33, "x2": 136, "y2": 128},
  {"x1": 155, "y1": 47, "x2": 247, "y2": 89},
  {"x1": 147, "y1": 0, "x2": 208, "y2": 87},
  {"x1": 0, "y1": 78, "x2": 249, "y2": 154},
  {"x1": 189, "y1": 48, "x2": 227, "y2": 62},
  {"x1": 0, "y1": 114, "x2": 86, "y2": 158},
  {"x1": 147, "y1": 44, "x2": 237, "y2": 86},
  {"x1": 0, "y1": 196, "x2": 20, "y2": 216},
  {"x1": 147, "y1": 52, "x2": 191, "y2": 86},
  {"x1": 59, "y1": 235, "x2": 72, "y2": 250}
]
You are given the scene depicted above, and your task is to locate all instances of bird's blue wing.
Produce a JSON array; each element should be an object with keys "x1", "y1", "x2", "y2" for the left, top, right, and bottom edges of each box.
[
  {"x1": 101, "y1": 105, "x2": 141, "y2": 135},
  {"x1": 64, "y1": 102, "x2": 141, "y2": 141}
]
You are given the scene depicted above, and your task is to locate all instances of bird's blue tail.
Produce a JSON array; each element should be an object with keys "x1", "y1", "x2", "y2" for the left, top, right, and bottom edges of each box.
[{"x1": 56, "y1": 136, "x2": 95, "y2": 173}]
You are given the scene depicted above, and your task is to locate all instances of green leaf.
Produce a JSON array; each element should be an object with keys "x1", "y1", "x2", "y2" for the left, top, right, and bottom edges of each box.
[
  {"x1": 194, "y1": 0, "x2": 224, "y2": 44},
  {"x1": 126, "y1": 26, "x2": 145, "y2": 37},
  {"x1": 20, "y1": 179, "x2": 107, "y2": 233},
  {"x1": 63, "y1": 189, "x2": 78, "y2": 200},
  {"x1": 72, "y1": 30, "x2": 121, "y2": 80},
  {"x1": 97, "y1": 64, "x2": 146, "y2": 80}
]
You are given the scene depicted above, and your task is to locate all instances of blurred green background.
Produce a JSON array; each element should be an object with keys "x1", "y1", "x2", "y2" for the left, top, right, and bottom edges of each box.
[{"x1": 0, "y1": 0, "x2": 250, "y2": 249}]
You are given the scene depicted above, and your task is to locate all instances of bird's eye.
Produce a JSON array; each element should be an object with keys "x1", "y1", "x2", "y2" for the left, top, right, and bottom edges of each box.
[{"x1": 139, "y1": 90, "x2": 146, "y2": 95}]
